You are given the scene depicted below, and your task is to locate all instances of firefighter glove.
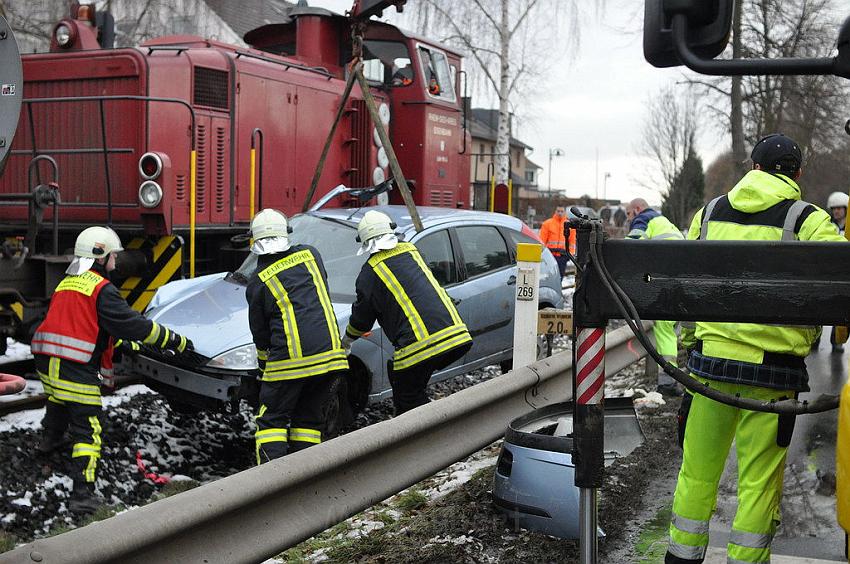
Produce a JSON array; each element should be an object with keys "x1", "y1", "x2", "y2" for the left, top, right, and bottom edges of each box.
[
  {"x1": 115, "y1": 339, "x2": 141, "y2": 355},
  {"x1": 341, "y1": 334, "x2": 355, "y2": 354},
  {"x1": 161, "y1": 328, "x2": 194, "y2": 353}
]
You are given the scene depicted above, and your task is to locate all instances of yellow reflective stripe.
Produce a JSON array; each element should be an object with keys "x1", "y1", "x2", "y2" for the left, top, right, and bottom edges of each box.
[
  {"x1": 394, "y1": 324, "x2": 469, "y2": 362},
  {"x1": 89, "y1": 415, "x2": 102, "y2": 449},
  {"x1": 84, "y1": 455, "x2": 97, "y2": 482},
  {"x1": 374, "y1": 262, "x2": 427, "y2": 341},
  {"x1": 159, "y1": 326, "x2": 171, "y2": 348},
  {"x1": 408, "y1": 250, "x2": 462, "y2": 325},
  {"x1": 51, "y1": 390, "x2": 102, "y2": 406},
  {"x1": 255, "y1": 428, "x2": 288, "y2": 441},
  {"x1": 144, "y1": 323, "x2": 162, "y2": 345},
  {"x1": 255, "y1": 404, "x2": 267, "y2": 419},
  {"x1": 265, "y1": 275, "x2": 301, "y2": 358},
  {"x1": 50, "y1": 377, "x2": 100, "y2": 396},
  {"x1": 304, "y1": 259, "x2": 340, "y2": 349},
  {"x1": 72, "y1": 443, "x2": 101, "y2": 457},
  {"x1": 393, "y1": 332, "x2": 471, "y2": 371},
  {"x1": 263, "y1": 358, "x2": 349, "y2": 381},
  {"x1": 289, "y1": 427, "x2": 321, "y2": 444},
  {"x1": 258, "y1": 250, "x2": 313, "y2": 282},
  {"x1": 345, "y1": 323, "x2": 367, "y2": 338},
  {"x1": 40, "y1": 360, "x2": 102, "y2": 406},
  {"x1": 265, "y1": 349, "x2": 347, "y2": 370},
  {"x1": 367, "y1": 242, "x2": 416, "y2": 266}
]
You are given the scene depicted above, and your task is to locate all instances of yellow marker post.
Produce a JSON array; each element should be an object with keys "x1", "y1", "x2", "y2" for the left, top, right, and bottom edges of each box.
[
  {"x1": 250, "y1": 147, "x2": 256, "y2": 219},
  {"x1": 513, "y1": 242, "x2": 542, "y2": 370},
  {"x1": 489, "y1": 175, "x2": 496, "y2": 213},
  {"x1": 189, "y1": 149, "x2": 197, "y2": 279},
  {"x1": 508, "y1": 178, "x2": 513, "y2": 216}
]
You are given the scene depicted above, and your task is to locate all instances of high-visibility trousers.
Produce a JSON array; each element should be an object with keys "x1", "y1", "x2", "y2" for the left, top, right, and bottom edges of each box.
[
  {"x1": 653, "y1": 320, "x2": 678, "y2": 386},
  {"x1": 837, "y1": 380, "x2": 850, "y2": 548},
  {"x1": 667, "y1": 376, "x2": 793, "y2": 563}
]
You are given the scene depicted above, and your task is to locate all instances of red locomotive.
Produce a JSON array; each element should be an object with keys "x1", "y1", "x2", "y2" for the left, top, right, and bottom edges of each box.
[{"x1": 0, "y1": 1, "x2": 470, "y2": 349}]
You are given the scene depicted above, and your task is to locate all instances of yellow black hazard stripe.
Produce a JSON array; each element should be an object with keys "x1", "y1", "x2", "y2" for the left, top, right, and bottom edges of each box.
[{"x1": 120, "y1": 236, "x2": 183, "y2": 312}]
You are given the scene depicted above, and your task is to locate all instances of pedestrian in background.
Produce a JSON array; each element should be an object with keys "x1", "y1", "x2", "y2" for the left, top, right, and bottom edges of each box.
[
  {"x1": 539, "y1": 206, "x2": 576, "y2": 276},
  {"x1": 32, "y1": 226, "x2": 193, "y2": 514},
  {"x1": 246, "y1": 209, "x2": 348, "y2": 464},
  {"x1": 625, "y1": 197, "x2": 684, "y2": 395},
  {"x1": 666, "y1": 134, "x2": 845, "y2": 564}
]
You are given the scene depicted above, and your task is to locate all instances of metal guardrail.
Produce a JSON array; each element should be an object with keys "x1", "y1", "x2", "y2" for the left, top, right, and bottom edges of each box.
[{"x1": 0, "y1": 324, "x2": 650, "y2": 564}]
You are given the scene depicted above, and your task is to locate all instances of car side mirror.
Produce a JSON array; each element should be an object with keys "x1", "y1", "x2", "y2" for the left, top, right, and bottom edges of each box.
[{"x1": 643, "y1": 0, "x2": 733, "y2": 68}]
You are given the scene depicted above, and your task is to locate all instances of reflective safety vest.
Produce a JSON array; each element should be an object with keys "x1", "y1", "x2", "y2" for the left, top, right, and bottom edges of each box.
[
  {"x1": 347, "y1": 242, "x2": 472, "y2": 371},
  {"x1": 32, "y1": 271, "x2": 113, "y2": 366},
  {"x1": 251, "y1": 247, "x2": 348, "y2": 381},
  {"x1": 627, "y1": 208, "x2": 683, "y2": 241},
  {"x1": 539, "y1": 214, "x2": 576, "y2": 256},
  {"x1": 686, "y1": 170, "x2": 845, "y2": 369}
]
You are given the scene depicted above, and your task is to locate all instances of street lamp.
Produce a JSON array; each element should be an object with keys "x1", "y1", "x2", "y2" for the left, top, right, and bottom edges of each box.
[
  {"x1": 548, "y1": 147, "x2": 564, "y2": 195},
  {"x1": 603, "y1": 172, "x2": 612, "y2": 200}
]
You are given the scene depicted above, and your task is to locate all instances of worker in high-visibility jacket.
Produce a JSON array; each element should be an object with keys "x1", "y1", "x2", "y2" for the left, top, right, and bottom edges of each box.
[
  {"x1": 343, "y1": 210, "x2": 472, "y2": 415},
  {"x1": 539, "y1": 206, "x2": 576, "y2": 276},
  {"x1": 625, "y1": 198, "x2": 684, "y2": 396},
  {"x1": 31, "y1": 226, "x2": 193, "y2": 515},
  {"x1": 666, "y1": 134, "x2": 846, "y2": 564},
  {"x1": 246, "y1": 209, "x2": 348, "y2": 464}
]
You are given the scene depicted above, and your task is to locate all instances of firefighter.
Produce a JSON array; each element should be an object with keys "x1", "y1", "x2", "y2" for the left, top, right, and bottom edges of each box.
[
  {"x1": 625, "y1": 197, "x2": 684, "y2": 395},
  {"x1": 245, "y1": 209, "x2": 348, "y2": 464},
  {"x1": 539, "y1": 206, "x2": 576, "y2": 276},
  {"x1": 665, "y1": 134, "x2": 846, "y2": 564},
  {"x1": 31, "y1": 226, "x2": 193, "y2": 515},
  {"x1": 343, "y1": 210, "x2": 472, "y2": 415}
]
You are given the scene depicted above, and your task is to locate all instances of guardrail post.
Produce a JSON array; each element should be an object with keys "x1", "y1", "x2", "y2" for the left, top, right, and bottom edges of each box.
[{"x1": 512, "y1": 243, "x2": 541, "y2": 370}]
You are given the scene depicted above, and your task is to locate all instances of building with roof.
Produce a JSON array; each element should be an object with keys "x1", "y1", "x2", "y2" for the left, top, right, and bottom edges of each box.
[{"x1": 468, "y1": 108, "x2": 541, "y2": 220}]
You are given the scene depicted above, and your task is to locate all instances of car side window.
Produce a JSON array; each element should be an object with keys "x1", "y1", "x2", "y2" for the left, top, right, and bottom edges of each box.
[
  {"x1": 456, "y1": 226, "x2": 510, "y2": 277},
  {"x1": 505, "y1": 229, "x2": 540, "y2": 262},
  {"x1": 415, "y1": 230, "x2": 458, "y2": 286}
]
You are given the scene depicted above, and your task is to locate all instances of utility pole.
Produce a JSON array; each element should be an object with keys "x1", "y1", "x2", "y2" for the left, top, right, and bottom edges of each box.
[
  {"x1": 594, "y1": 147, "x2": 599, "y2": 200},
  {"x1": 603, "y1": 172, "x2": 611, "y2": 200},
  {"x1": 548, "y1": 147, "x2": 564, "y2": 195}
]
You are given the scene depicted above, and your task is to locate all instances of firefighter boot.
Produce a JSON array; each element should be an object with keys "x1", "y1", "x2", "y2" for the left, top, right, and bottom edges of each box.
[{"x1": 69, "y1": 481, "x2": 102, "y2": 515}]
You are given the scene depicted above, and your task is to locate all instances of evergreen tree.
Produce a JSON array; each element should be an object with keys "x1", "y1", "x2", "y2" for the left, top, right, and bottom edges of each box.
[{"x1": 662, "y1": 148, "x2": 704, "y2": 229}]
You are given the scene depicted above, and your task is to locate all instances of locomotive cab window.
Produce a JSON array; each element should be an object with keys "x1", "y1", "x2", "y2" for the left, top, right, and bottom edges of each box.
[
  {"x1": 362, "y1": 40, "x2": 413, "y2": 87},
  {"x1": 418, "y1": 45, "x2": 456, "y2": 103}
]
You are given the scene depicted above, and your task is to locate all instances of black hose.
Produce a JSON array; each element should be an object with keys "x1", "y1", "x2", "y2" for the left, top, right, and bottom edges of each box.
[{"x1": 588, "y1": 239, "x2": 839, "y2": 415}]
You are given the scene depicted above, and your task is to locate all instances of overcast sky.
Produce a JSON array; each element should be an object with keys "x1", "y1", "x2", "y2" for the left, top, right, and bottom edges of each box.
[{"x1": 308, "y1": 0, "x2": 727, "y2": 206}]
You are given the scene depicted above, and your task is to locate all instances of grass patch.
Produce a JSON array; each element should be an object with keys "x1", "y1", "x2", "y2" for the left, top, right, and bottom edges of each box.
[
  {"x1": 156, "y1": 479, "x2": 200, "y2": 499},
  {"x1": 0, "y1": 531, "x2": 17, "y2": 554},
  {"x1": 393, "y1": 489, "x2": 428, "y2": 511},
  {"x1": 634, "y1": 505, "x2": 672, "y2": 564}
]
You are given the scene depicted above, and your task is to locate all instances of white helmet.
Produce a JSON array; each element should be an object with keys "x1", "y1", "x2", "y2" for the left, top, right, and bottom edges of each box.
[
  {"x1": 827, "y1": 191, "x2": 849, "y2": 209},
  {"x1": 356, "y1": 210, "x2": 396, "y2": 243},
  {"x1": 73, "y1": 226, "x2": 123, "y2": 259},
  {"x1": 250, "y1": 209, "x2": 290, "y2": 241}
]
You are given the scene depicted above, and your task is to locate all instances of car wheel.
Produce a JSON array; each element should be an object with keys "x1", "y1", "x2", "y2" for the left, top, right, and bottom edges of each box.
[{"x1": 323, "y1": 373, "x2": 355, "y2": 439}]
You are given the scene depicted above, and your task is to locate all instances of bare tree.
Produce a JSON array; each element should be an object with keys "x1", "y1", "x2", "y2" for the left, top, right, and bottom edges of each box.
[
  {"x1": 408, "y1": 1, "x2": 592, "y2": 186},
  {"x1": 637, "y1": 85, "x2": 700, "y2": 198}
]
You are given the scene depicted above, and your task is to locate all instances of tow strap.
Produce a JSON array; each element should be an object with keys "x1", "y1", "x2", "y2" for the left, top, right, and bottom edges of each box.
[{"x1": 135, "y1": 450, "x2": 170, "y2": 485}]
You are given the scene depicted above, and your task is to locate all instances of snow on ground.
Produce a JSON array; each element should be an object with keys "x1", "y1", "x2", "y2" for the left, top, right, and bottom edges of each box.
[{"x1": 0, "y1": 339, "x2": 32, "y2": 364}]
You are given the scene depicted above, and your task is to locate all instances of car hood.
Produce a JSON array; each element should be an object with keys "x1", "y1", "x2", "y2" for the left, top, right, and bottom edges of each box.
[{"x1": 146, "y1": 275, "x2": 356, "y2": 357}]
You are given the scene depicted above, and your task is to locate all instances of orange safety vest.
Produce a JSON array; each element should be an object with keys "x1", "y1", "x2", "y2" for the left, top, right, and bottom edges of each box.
[
  {"x1": 31, "y1": 270, "x2": 114, "y2": 380},
  {"x1": 539, "y1": 214, "x2": 576, "y2": 256}
]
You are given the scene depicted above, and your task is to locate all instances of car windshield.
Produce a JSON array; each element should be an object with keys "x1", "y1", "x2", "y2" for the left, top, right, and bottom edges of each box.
[{"x1": 233, "y1": 214, "x2": 367, "y2": 301}]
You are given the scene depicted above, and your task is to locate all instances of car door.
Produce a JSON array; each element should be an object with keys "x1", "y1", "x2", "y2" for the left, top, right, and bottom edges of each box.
[
  {"x1": 410, "y1": 228, "x2": 465, "y2": 372},
  {"x1": 449, "y1": 224, "x2": 514, "y2": 361}
]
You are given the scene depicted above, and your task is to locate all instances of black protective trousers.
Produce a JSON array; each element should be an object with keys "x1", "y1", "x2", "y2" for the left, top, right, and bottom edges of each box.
[
  {"x1": 254, "y1": 371, "x2": 336, "y2": 464},
  {"x1": 388, "y1": 341, "x2": 471, "y2": 415}
]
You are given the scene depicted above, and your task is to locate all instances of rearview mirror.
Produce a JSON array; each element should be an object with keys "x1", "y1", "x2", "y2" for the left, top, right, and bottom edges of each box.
[{"x1": 643, "y1": 0, "x2": 733, "y2": 68}]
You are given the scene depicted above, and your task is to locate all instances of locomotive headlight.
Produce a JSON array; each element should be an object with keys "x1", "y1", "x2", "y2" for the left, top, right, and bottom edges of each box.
[
  {"x1": 138, "y1": 181, "x2": 163, "y2": 208},
  {"x1": 139, "y1": 152, "x2": 163, "y2": 180},
  {"x1": 55, "y1": 24, "x2": 73, "y2": 47}
]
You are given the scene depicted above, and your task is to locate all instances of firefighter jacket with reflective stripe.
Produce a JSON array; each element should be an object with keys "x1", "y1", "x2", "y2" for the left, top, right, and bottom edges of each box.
[
  {"x1": 627, "y1": 208, "x2": 684, "y2": 240},
  {"x1": 346, "y1": 242, "x2": 472, "y2": 371},
  {"x1": 685, "y1": 170, "x2": 844, "y2": 384},
  {"x1": 539, "y1": 213, "x2": 577, "y2": 256},
  {"x1": 247, "y1": 245, "x2": 348, "y2": 381},
  {"x1": 32, "y1": 265, "x2": 165, "y2": 382}
]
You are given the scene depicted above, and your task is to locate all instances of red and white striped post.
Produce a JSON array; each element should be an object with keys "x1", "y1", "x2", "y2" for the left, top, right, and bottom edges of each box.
[{"x1": 574, "y1": 326, "x2": 605, "y2": 564}]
